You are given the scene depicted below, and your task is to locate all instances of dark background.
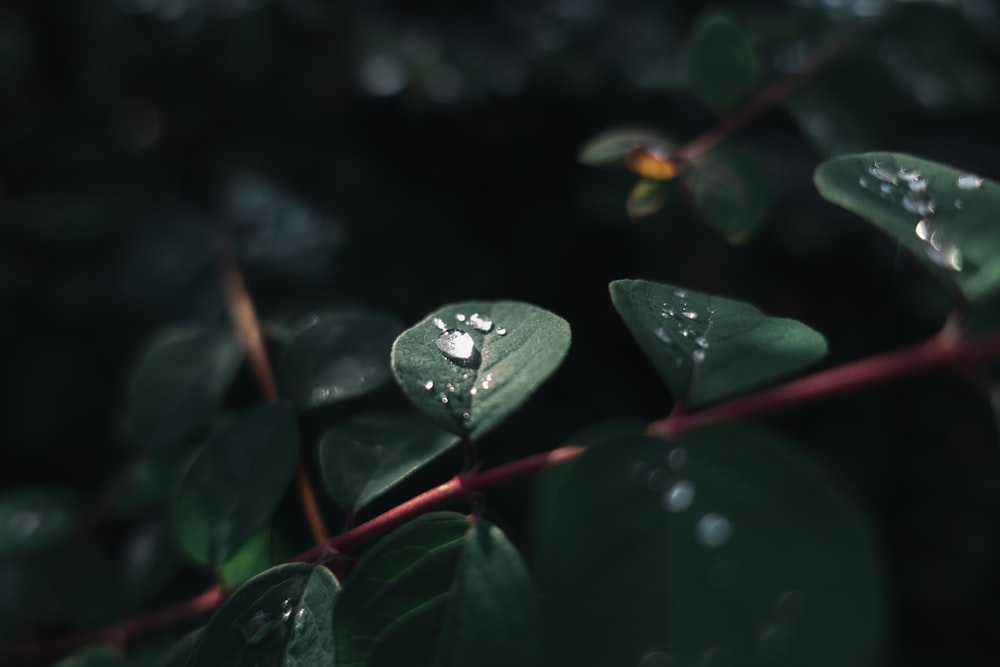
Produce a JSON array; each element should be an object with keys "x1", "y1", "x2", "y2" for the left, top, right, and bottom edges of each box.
[{"x1": 2, "y1": 0, "x2": 1000, "y2": 664}]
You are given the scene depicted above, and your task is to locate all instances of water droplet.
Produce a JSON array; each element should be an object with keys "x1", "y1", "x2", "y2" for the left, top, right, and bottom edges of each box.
[
  {"x1": 679, "y1": 328, "x2": 691, "y2": 338},
  {"x1": 293, "y1": 608, "x2": 308, "y2": 632},
  {"x1": 673, "y1": 289, "x2": 687, "y2": 298},
  {"x1": 696, "y1": 513, "x2": 733, "y2": 548},
  {"x1": 311, "y1": 387, "x2": 331, "y2": 402},
  {"x1": 455, "y1": 313, "x2": 467, "y2": 322},
  {"x1": 858, "y1": 176, "x2": 869, "y2": 188},
  {"x1": 481, "y1": 379, "x2": 490, "y2": 390},
  {"x1": 462, "y1": 411, "x2": 472, "y2": 421},
  {"x1": 446, "y1": 382, "x2": 457, "y2": 393},
  {"x1": 681, "y1": 310, "x2": 698, "y2": 320},
  {"x1": 436, "y1": 329, "x2": 477, "y2": 361},
  {"x1": 879, "y1": 182, "x2": 893, "y2": 196},
  {"x1": 957, "y1": 173, "x2": 983, "y2": 190},
  {"x1": 869, "y1": 162, "x2": 897, "y2": 183},
  {"x1": 468, "y1": 312, "x2": 493, "y2": 332},
  {"x1": 663, "y1": 481, "x2": 695, "y2": 513},
  {"x1": 423, "y1": 380, "x2": 435, "y2": 391},
  {"x1": 695, "y1": 336, "x2": 709, "y2": 349},
  {"x1": 908, "y1": 178, "x2": 929, "y2": 193},
  {"x1": 432, "y1": 317, "x2": 447, "y2": 330},
  {"x1": 667, "y1": 448, "x2": 687, "y2": 469},
  {"x1": 954, "y1": 198, "x2": 964, "y2": 209},
  {"x1": 239, "y1": 598, "x2": 294, "y2": 645},
  {"x1": 915, "y1": 220, "x2": 962, "y2": 271},
  {"x1": 655, "y1": 327, "x2": 671, "y2": 343},
  {"x1": 902, "y1": 193, "x2": 935, "y2": 215},
  {"x1": 692, "y1": 349, "x2": 706, "y2": 363},
  {"x1": 439, "y1": 393, "x2": 449, "y2": 404},
  {"x1": 897, "y1": 166, "x2": 920, "y2": 182},
  {"x1": 914, "y1": 219, "x2": 932, "y2": 241},
  {"x1": 469, "y1": 387, "x2": 477, "y2": 396},
  {"x1": 496, "y1": 327, "x2": 507, "y2": 336}
]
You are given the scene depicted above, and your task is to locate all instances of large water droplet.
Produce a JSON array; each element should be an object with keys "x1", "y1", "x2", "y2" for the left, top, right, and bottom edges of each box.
[
  {"x1": 696, "y1": 513, "x2": 732, "y2": 548},
  {"x1": 436, "y1": 329, "x2": 477, "y2": 361},
  {"x1": 897, "y1": 166, "x2": 920, "y2": 182},
  {"x1": 956, "y1": 173, "x2": 983, "y2": 190},
  {"x1": 663, "y1": 480, "x2": 695, "y2": 513},
  {"x1": 468, "y1": 312, "x2": 493, "y2": 332},
  {"x1": 915, "y1": 220, "x2": 962, "y2": 271}
]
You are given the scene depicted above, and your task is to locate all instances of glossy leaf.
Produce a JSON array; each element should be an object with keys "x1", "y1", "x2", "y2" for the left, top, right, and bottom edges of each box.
[
  {"x1": 173, "y1": 402, "x2": 299, "y2": 568},
  {"x1": 191, "y1": 563, "x2": 339, "y2": 667},
  {"x1": 681, "y1": 13, "x2": 761, "y2": 113},
  {"x1": 318, "y1": 410, "x2": 461, "y2": 512},
  {"x1": 0, "y1": 487, "x2": 79, "y2": 558},
  {"x1": 391, "y1": 301, "x2": 571, "y2": 441},
  {"x1": 120, "y1": 324, "x2": 244, "y2": 450},
  {"x1": 627, "y1": 178, "x2": 669, "y2": 220},
  {"x1": 333, "y1": 512, "x2": 542, "y2": 667},
  {"x1": 577, "y1": 126, "x2": 672, "y2": 168},
  {"x1": 688, "y1": 143, "x2": 770, "y2": 243},
  {"x1": 610, "y1": 279, "x2": 827, "y2": 406},
  {"x1": 533, "y1": 426, "x2": 884, "y2": 667},
  {"x1": 815, "y1": 152, "x2": 1000, "y2": 302},
  {"x1": 276, "y1": 308, "x2": 403, "y2": 409}
]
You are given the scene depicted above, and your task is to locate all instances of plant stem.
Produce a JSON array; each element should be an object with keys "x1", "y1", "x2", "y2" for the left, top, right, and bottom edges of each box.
[
  {"x1": 217, "y1": 233, "x2": 329, "y2": 545},
  {"x1": 648, "y1": 327, "x2": 1000, "y2": 439}
]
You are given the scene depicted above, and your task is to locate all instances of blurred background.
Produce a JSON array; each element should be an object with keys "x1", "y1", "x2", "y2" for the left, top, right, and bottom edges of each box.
[{"x1": 2, "y1": 0, "x2": 1000, "y2": 664}]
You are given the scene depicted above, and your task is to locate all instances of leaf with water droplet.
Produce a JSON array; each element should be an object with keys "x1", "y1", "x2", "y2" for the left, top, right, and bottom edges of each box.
[
  {"x1": 120, "y1": 324, "x2": 244, "y2": 450},
  {"x1": 610, "y1": 279, "x2": 827, "y2": 406},
  {"x1": 533, "y1": 425, "x2": 883, "y2": 667},
  {"x1": 334, "y1": 512, "x2": 542, "y2": 667},
  {"x1": 391, "y1": 301, "x2": 571, "y2": 441},
  {"x1": 687, "y1": 143, "x2": 770, "y2": 243},
  {"x1": 0, "y1": 487, "x2": 79, "y2": 558},
  {"x1": 577, "y1": 126, "x2": 673, "y2": 168},
  {"x1": 815, "y1": 152, "x2": 1000, "y2": 302},
  {"x1": 173, "y1": 402, "x2": 299, "y2": 568},
  {"x1": 318, "y1": 410, "x2": 461, "y2": 512},
  {"x1": 681, "y1": 12, "x2": 761, "y2": 114},
  {"x1": 627, "y1": 178, "x2": 670, "y2": 220},
  {"x1": 191, "y1": 563, "x2": 338, "y2": 667},
  {"x1": 276, "y1": 308, "x2": 402, "y2": 409}
]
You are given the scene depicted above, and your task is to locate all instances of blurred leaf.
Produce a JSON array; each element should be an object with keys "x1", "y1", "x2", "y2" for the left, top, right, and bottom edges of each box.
[
  {"x1": 688, "y1": 143, "x2": 770, "y2": 243},
  {"x1": 150, "y1": 629, "x2": 204, "y2": 667},
  {"x1": 333, "y1": 512, "x2": 542, "y2": 667},
  {"x1": 276, "y1": 308, "x2": 402, "y2": 409},
  {"x1": 120, "y1": 325, "x2": 244, "y2": 450},
  {"x1": 191, "y1": 563, "x2": 339, "y2": 667},
  {"x1": 51, "y1": 646, "x2": 124, "y2": 667},
  {"x1": 533, "y1": 426, "x2": 884, "y2": 667},
  {"x1": 786, "y1": 84, "x2": 877, "y2": 157},
  {"x1": 627, "y1": 178, "x2": 670, "y2": 220},
  {"x1": 112, "y1": 450, "x2": 198, "y2": 517},
  {"x1": 681, "y1": 12, "x2": 762, "y2": 113},
  {"x1": 0, "y1": 487, "x2": 79, "y2": 558},
  {"x1": 577, "y1": 126, "x2": 673, "y2": 168},
  {"x1": 218, "y1": 523, "x2": 293, "y2": 591},
  {"x1": 815, "y1": 152, "x2": 1000, "y2": 303},
  {"x1": 610, "y1": 279, "x2": 827, "y2": 406},
  {"x1": 226, "y1": 174, "x2": 348, "y2": 283},
  {"x1": 173, "y1": 402, "x2": 299, "y2": 568},
  {"x1": 318, "y1": 410, "x2": 461, "y2": 512},
  {"x1": 391, "y1": 301, "x2": 571, "y2": 441}
]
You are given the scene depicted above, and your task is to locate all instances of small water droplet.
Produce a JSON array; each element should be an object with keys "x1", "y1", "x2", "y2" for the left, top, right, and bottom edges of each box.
[
  {"x1": 469, "y1": 386, "x2": 477, "y2": 396},
  {"x1": 655, "y1": 327, "x2": 672, "y2": 343},
  {"x1": 954, "y1": 197, "x2": 964, "y2": 209},
  {"x1": 439, "y1": 393, "x2": 449, "y2": 404},
  {"x1": 902, "y1": 193, "x2": 935, "y2": 215},
  {"x1": 311, "y1": 387, "x2": 331, "y2": 402},
  {"x1": 695, "y1": 336, "x2": 709, "y2": 349},
  {"x1": 668, "y1": 448, "x2": 687, "y2": 469},
  {"x1": 858, "y1": 176, "x2": 869, "y2": 188},
  {"x1": 673, "y1": 289, "x2": 687, "y2": 298},
  {"x1": 455, "y1": 313, "x2": 466, "y2": 322},
  {"x1": 692, "y1": 349, "x2": 706, "y2": 363},
  {"x1": 897, "y1": 166, "x2": 920, "y2": 182},
  {"x1": 468, "y1": 312, "x2": 493, "y2": 332},
  {"x1": 293, "y1": 608, "x2": 308, "y2": 632},
  {"x1": 679, "y1": 328, "x2": 691, "y2": 338},
  {"x1": 663, "y1": 480, "x2": 695, "y2": 513},
  {"x1": 239, "y1": 598, "x2": 294, "y2": 645},
  {"x1": 869, "y1": 162, "x2": 896, "y2": 183},
  {"x1": 423, "y1": 380, "x2": 435, "y2": 391},
  {"x1": 446, "y1": 382, "x2": 457, "y2": 393},
  {"x1": 681, "y1": 310, "x2": 698, "y2": 320},
  {"x1": 696, "y1": 513, "x2": 733, "y2": 548},
  {"x1": 436, "y1": 329, "x2": 477, "y2": 362},
  {"x1": 481, "y1": 379, "x2": 490, "y2": 390},
  {"x1": 432, "y1": 317, "x2": 447, "y2": 330},
  {"x1": 879, "y1": 182, "x2": 893, "y2": 195},
  {"x1": 462, "y1": 411, "x2": 472, "y2": 421},
  {"x1": 956, "y1": 173, "x2": 983, "y2": 190},
  {"x1": 496, "y1": 327, "x2": 507, "y2": 336},
  {"x1": 908, "y1": 178, "x2": 929, "y2": 193}
]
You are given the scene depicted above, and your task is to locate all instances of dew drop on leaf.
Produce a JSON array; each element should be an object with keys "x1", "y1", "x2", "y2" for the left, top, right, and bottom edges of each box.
[
  {"x1": 468, "y1": 312, "x2": 493, "y2": 332},
  {"x1": 663, "y1": 480, "x2": 695, "y2": 513},
  {"x1": 696, "y1": 513, "x2": 732, "y2": 548},
  {"x1": 435, "y1": 329, "x2": 476, "y2": 361},
  {"x1": 956, "y1": 173, "x2": 983, "y2": 190}
]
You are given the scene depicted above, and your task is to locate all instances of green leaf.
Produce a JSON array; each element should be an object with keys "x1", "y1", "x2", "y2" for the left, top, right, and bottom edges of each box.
[
  {"x1": 391, "y1": 301, "x2": 571, "y2": 441},
  {"x1": 51, "y1": 646, "x2": 125, "y2": 667},
  {"x1": 688, "y1": 143, "x2": 770, "y2": 243},
  {"x1": 191, "y1": 563, "x2": 339, "y2": 667},
  {"x1": 276, "y1": 308, "x2": 403, "y2": 409},
  {"x1": 814, "y1": 151, "x2": 1000, "y2": 302},
  {"x1": 173, "y1": 401, "x2": 299, "y2": 568},
  {"x1": 120, "y1": 324, "x2": 244, "y2": 450},
  {"x1": 610, "y1": 279, "x2": 827, "y2": 406},
  {"x1": 681, "y1": 12, "x2": 762, "y2": 114},
  {"x1": 627, "y1": 178, "x2": 669, "y2": 221},
  {"x1": 0, "y1": 487, "x2": 79, "y2": 558},
  {"x1": 577, "y1": 126, "x2": 672, "y2": 168},
  {"x1": 318, "y1": 410, "x2": 461, "y2": 512},
  {"x1": 533, "y1": 426, "x2": 884, "y2": 667},
  {"x1": 150, "y1": 629, "x2": 204, "y2": 667},
  {"x1": 333, "y1": 512, "x2": 541, "y2": 667},
  {"x1": 218, "y1": 522, "x2": 294, "y2": 590}
]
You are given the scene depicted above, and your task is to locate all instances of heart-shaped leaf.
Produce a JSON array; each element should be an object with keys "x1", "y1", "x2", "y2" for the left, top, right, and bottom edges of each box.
[
  {"x1": 191, "y1": 563, "x2": 339, "y2": 667},
  {"x1": 173, "y1": 401, "x2": 299, "y2": 568},
  {"x1": 276, "y1": 308, "x2": 403, "y2": 409},
  {"x1": 120, "y1": 324, "x2": 244, "y2": 450},
  {"x1": 681, "y1": 12, "x2": 761, "y2": 114},
  {"x1": 391, "y1": 301, "x2": 571, "y2": 441},
  {"x1": 333, "y1": 512, "x2": 542, "y2": 667},
  {"x1": 610, "y1": 279, "x2": 827, "y2": 406},
  {"x1": 814, "y1": 151, "x2": 1000, "y2": 302},
  {"x1": 688, "y1": 143, "x2": 770, "y2": 243},
  {"x1": 318, "y1": 410, "x2": 461, "y2": 512},
  {"x1": 533, "y1": 425, "x2": 884, "y2": 667}
]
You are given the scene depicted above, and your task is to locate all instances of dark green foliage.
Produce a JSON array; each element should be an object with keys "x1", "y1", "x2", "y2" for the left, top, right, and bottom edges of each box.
[{"x1": 682, "y1": 13, "x2": 762, "y2": 113}]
